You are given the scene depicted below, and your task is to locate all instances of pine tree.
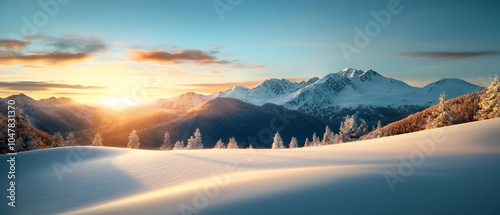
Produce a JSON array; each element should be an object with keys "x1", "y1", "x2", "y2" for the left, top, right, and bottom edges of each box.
[
  {"x1": 322, "y1": 125, "x2": 333, "y2": 145},
  {"x1": 272, "y1": 132, "x2": 285, "y2": 149},
  {"x1": 426, "y1": 92, "x2": 452, "y2": 129},
  {"x1": 66, "y1": 132, "x2": 77, "y2": 146},
  {"x1": 51, "y1": 132, "x2": 64, "y2": 147},
  {"x1": 15, "y1": 136, "x2": 25, "y2": 151},
  {"x1": 127, "y1": 130, "x2": 141, "y2": 149},
  {"x1": 173, "y1": 140, "x2": 185, "y2": 150},
  {"x1": 476, "y1": 74, "x2": 500, "y2": 120},
  {"x1": 27, "y1": 136, "x2": 44, "y2": 150},
  {"x1": 338, "y1": 115, "x2": 358, "y2": 142},
  {"x1": 311, "y1": 132, "x2": 320, "y2": 146},
  {"x1": 289, "y1": 137, "x2": 298, "y2": 148},
  {"x1": 304, "y1": 138, "x2": 311, "y2": 147},
  {"x1": 214, "y1": 139, "x2": 225, "y2": 149},
  {"x1": 375, "y1": 120, "x2": 382, "y2": 138},
  {"x1": 358, "y1": 119, "x2": 368, "y2": 137},
  {"x1": 91, "y1": 133, "x2": 103, "y2": 146},
  {"x1": 186, "y1": 136, "x2": 196, "y2": 150},
  {"x1": 33, "y1": 136, "x2": 45, "y2": 149},
  {"x1": 159, "y1": 131, "x2": 172, "y2": 150},
  {"x1": 227, "y1": 137, "x2": 239, "y2": 149},
  {"x1": 333, "y1": 133, "x2": 342, "y2": 144},
  {"x1": 193, "y1": 128, "x2": 203, "y2": 149}
]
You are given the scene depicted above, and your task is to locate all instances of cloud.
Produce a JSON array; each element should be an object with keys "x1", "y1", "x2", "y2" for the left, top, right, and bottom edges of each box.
[
  {"x1": 0, "y1": 39, "x2": 29, "y2": 50},
  {"x1": 208, "y1": 70, "x2": 225, "y2": 74},
  {"x1": 249, "y1": 64, "x2": 265, "y2": 70},
  {"x1": 0, "y1": 35, "x2": 106, "y2": 65},
  {"x1": 399, "y1": 51, "x2": 500, "y2": 60},
  {"x1": 130, "y1": 49, "x2": 230, "y2": 64},
  {"x1": 0, "y1": 81, "x2": 104, "y2": 91}
]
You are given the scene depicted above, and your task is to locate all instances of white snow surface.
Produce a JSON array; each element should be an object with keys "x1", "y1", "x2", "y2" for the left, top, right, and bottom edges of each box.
[{"x1": 1, "y1": 118, "x2": 500, "y2": 215}]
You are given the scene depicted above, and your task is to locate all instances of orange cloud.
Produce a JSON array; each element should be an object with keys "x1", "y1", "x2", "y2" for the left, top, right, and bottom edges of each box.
[
  {"x1": 208, "y1": 70, "x2": 225, "y2": 74},
  {"x1": 249, "y1": 64, "x2": 265, "y2": 70},
  {"x1": 130, "y1": 49, "x2": 230, "y2": 64},
  {"x1": 0, "y1": 39, "x2": 29, "y2": 50},
  {"x1": 0, "y1": 52, "x2": 94, "y2": 65}
]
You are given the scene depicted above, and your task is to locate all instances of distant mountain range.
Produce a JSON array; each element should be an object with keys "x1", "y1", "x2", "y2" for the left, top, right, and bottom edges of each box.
[
  {"x1": 155, "y1": 68, "x2": 483, "y2": 124},
  {"x1": 0, "y1": 68, "x2": 484, "y2": 149}
]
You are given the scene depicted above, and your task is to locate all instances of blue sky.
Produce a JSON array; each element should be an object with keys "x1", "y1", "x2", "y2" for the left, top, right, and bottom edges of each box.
[{"x1": 1, "y1": 0, "x2": 499, "y2": 104}]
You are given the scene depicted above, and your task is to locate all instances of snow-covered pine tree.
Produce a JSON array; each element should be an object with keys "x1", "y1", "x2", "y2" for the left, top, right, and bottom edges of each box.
[
  {"x1": 91, "y1": 133, "x2": 103, "y2": 146},
  {"x1": 127, "y1": 130, "x2": 141, "y2": 149},
  {"x1": 66, "y1": 132, "x2": 77, "y2": 146},
  {"x1": 304, "y1": 138, "x2": 311, "y2": 147},
  {"x1": 272, "y1": 132, "x2": 285, "y2": 149},
  {"x1": 358, "y1": 119, "x2": 368, "y2": 137},
  {"x1": 311, "y1": 132, "x2": 320, "y2": 146},
  {"x1": 227, "y1": 137, "x2": 239, "y2": 149},
  {"x1": 322, "y1": 126, "x2": 333, "y2": 145},
  {"x1": 159, "y1": 131, "x2": 172, "y2": 150},
  {"x1": 338, "y1": 115, "x2": 358, "y2": 142},
  {"x1": 27, "y1": 136, "x2": 44, "y2": 150},
  {"x1": 51, "y1": 132, "x2": 64, "y2": 147},
  {"x1": 33, "y1": 136, "x2": 45, "y2": 149},
  {"x1": 375, "y1": 120, "x2": 382, "y2": 138},
  {"x1": 333, "y1": 133, "x2": 342, "y2": 144},
  {"x1": 289, "y1": 137, "x2": 298, "y2": 148},
  {"x1": 173, "y1": 140, "x2": 185, "y2": 150},
  {"x1": 475, "y1": 75, "x2": 500, "y2": 120},
  {"x1": 426, "y1": 92, "x2": 452, "y2": 129},
  {"x1": 186, "y1": 136, "x2": 194, "y2": 150},
  {"x1": 194, "y1": 128, "x2": 203, "y2": 149},
  {"x1": 214, "y1": 139, "x2": 225, "y2": 149}
]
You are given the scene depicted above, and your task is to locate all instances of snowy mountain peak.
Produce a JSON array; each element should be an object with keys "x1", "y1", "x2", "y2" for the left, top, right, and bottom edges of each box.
[
  {"x1": 254, "y1": 78, "x2": 299, "y2": 95},
  {"x1": 339, "y1": 68, "x2": 364, "y2": 78},
  {"x1": 422, "y1": 78, "x2": 483, "y2": 98}
]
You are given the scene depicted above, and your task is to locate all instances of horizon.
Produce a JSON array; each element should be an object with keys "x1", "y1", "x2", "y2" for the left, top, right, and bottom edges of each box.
[
  {"x1": 1, "y1": 0, "x2": 499, "y2": 105},
  {"x1": 0, "y1": 68, "x2": 488, "y2": 107}
]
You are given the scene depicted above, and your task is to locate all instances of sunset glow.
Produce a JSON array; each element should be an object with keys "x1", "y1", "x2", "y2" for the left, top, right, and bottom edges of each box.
[{"x1": 1, "y1": 0, "x2": 499, "y2": 105}]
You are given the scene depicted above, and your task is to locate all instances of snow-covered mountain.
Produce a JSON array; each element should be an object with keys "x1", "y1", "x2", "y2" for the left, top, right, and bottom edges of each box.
[
  {"x1": 141, "y1": 68, "x2": 482, "y2": 126},
  {"x1": 212, "y1": 68, "x2": 482, "y2": 110}
]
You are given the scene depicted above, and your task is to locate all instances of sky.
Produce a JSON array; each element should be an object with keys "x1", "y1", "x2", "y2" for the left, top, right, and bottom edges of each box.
[{"x1": 1, "y1": 0, "x2": 499, "y2": 106}]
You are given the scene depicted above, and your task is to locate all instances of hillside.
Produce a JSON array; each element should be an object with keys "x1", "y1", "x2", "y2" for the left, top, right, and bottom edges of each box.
[
  {"x1": 1, "y1": 118, "x2": 499, "y2": 215},
  {"x1": 371, "y1": 91, "x2": 482, "y2": 137},
  {"x1": 106, "y1": 97, "x2": 338, "y2": 149}
]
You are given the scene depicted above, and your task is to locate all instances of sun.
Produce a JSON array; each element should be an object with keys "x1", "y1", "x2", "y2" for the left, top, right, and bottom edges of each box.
[{"x1": 102, "y1": 96, "x2": 136, "y2": 108}]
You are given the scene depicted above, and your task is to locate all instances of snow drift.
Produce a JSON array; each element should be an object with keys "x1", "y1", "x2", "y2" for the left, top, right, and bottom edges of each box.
[{"x1": 1, "y1": 118, "x2": 500, "y2": 215}]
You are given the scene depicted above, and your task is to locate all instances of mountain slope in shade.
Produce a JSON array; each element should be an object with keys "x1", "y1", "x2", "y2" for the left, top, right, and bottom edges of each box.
[
  {"x1": 0, "y1": 94, "x2": 106, "y2": 135},
  {"x1": 4, "y1": 118, "x2": 499, "y2": 215},
  {"x1": 127, "y1": 97, "x2": 338, "y2": 149}
]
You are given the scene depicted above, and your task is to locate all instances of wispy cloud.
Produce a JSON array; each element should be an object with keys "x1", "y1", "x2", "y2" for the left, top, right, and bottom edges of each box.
[
  {"x1": 0, "y1": 39, "x2": 29, "y2": 50},
  {"x1": 399, "y1": 51, "x2": 500, "y2": 60},
  {"x1": 249, "y1": 64, "x2": 265, "y2": 70},
  {"x1": 130, "y1": 49, "x2": 230, "y2": 65},
  {"x1": 0, "y1": 81, "x2": 104, "y2": 91},
  {"x1": 0, "y1": 35, "x2": 106, "y2": 65}
]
